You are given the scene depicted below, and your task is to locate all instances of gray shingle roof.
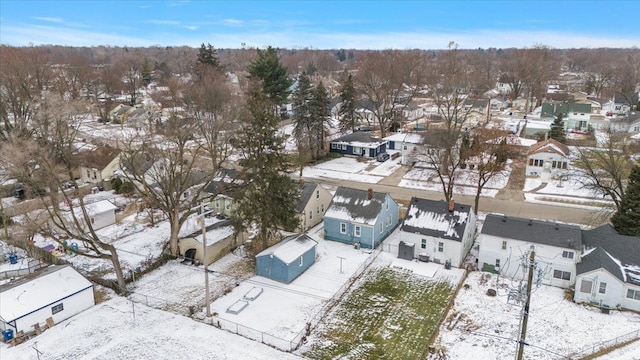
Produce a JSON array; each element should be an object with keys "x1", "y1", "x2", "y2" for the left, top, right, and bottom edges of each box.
[
  {"x1": 582, "y1": 224, "x2": 640, "y2": 268},
  {"x1": 331, "y1": 132, "x2": 383, "y2": 144},
  {"x1": 577, "y1": 247, "x2": 625, "y2": 282},
  {"x1": 481, "y1": 214, "x2": 582, "y2": 250},
  {"x1": 401, "y1": 198, "x2": 473, "y2": 242},
  {"x1": 325, "y1": 186, "x2": 387, "y2": 223},
  {"x1": 296, "y1": 181, "x2": 318, "y2": 212}
]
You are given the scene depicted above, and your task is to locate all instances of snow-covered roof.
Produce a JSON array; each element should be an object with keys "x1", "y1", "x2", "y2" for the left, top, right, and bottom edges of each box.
[
  {"x1": 527, "y1": 139, "x2": 570, "y2": 157},
  {"x1": 256, "y1": 233, "x2": 317, "y2": 265},
  {"x1": 400, "y1": 198, "x2": 472, "y2": 241},
  {"x1": 190, "y1": 225, "x2": 235, "y2": 245},
  {"x1": 84, "y1": 200, "x2": 118, "y2": 215},
  {"x1": 324, "y1": 187, "x2": 390, "y2": 225},
  {"x1": 330, "y1": 132, "x2": 386, "y2": 147},
  {"x1": 383, "y1": 133, "x2": 424, "y2": 144},
  {"x1": 0, "y1": 265, "x2": 93, "y2": 323}
]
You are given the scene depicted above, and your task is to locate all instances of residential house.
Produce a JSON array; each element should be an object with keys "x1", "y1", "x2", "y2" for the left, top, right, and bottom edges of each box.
[
  {"x1": 178, "y1": 221, "x2": 235, "y2": 265},
  {"x1": 574, "y1": 224, "x2": 640, "y2": 312},
  {"x1": 624, "y1": 111, "x2": 640, "y2": 133},
  {"x1": 398, "y1": 198, "x2": 476, "y2": 267},
  {"x1": 203, "y1": 180, "x2": 237, "y2": 218},
  {"x1": 323, "y1": 187, "x2": 399, "y2": 249},
  {"x1": 496, "y1": 81, "x2": 513, "y2": 95},
  {"x1": 382, "y1": 132, "x2": 424, "y2": 165},
  {"x1": 478, "y1": 214, "x2": 582, "y2": 288},
  {"x1": 296, "y1": 180, "x2": 333, "y2": 232},
  {"x1": 329, "y1": 132, "x2": 387, "y2": 159},
  {"x1": 0, "y1": 265, "x2": 94, "y2": 333},
  {"x1": 108, "y1": 104, "x2": 134, "y2": 123},
  {"x1": 255, "y1": 233, "x2": 317, "y2": 284},
  {"x1": 541, "y1": 102, "x2": 592, "y2": 132},
  {"x1": 75, "y1": 146, "x2": 121, "y2": 184},
  {"x1": 608, "y1": 92, "x2": 639, "y2": 115},
  {"x1": 525, "y1": 139, "x2": 570, "y2": 182}
]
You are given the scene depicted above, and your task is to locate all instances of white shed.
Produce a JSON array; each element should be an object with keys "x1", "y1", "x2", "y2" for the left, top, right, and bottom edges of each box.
[{"x1": 0, "y1": 265, "x2": 95, "y2": 333}]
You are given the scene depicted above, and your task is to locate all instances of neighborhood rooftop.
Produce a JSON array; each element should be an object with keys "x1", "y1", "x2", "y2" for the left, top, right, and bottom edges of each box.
[
  {"x1": 481, "y1": 214, "x2": 582, "y2": 250},
  {"x1": 256, "y1": 233, "x2": 317, "y2": 265},
  {"x1": 324, "y1": 187, "x2": 388, "y2": 225},
  {"x1": 401, "y1": 198, "x2": 472, "y2": 241}
]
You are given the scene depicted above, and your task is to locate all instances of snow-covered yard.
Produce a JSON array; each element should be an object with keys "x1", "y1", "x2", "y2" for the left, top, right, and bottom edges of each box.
[{"x1": 301, "y1": 155, "x2": 401, "y2": 184}]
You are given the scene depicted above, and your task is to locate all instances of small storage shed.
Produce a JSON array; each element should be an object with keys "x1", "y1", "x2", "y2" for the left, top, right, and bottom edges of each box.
[
  {"x1": 0, "y1": 265, "x2": 95, "y2": 333},
  {"x1": 255, "y1": 234, "x2": 317, "y2": 284}
]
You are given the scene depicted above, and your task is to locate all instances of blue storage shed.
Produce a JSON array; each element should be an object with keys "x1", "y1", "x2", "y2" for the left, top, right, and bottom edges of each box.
[{"x1": 255, "y1": 234, "x2": 317, "y2": 284}]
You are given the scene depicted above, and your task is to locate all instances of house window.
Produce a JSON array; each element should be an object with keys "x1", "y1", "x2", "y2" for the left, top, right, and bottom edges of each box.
[
  {"x1": 403, "y1": 145, "x2": 408, "y2": 150},
  {"x1": 309, "y1": 211, "x2": 313, "y2": 220},
  {"x1": 599, "y1": 282, "x2": 607, "y2": 294},
  {"x1": 553, "y1": 270, "x2": 571, "y2": 281},
  {"x1": 52, "y1": 303, "x2": 64, "y2": 315},
  {"x1": 438, "y1": 242, "x2": 444, "y2": 252},
  {"x1": 627, "y1": 289, "x2": 640, "y2": 300},
  {"x1": 562, "y1": 251, "x2": 574, "y2": 259},
  {"x1": 316, "y1": 190, "x2": 320, "y2": 199},
  {"x1": 225, "y1": 202, "x2": 231, "y2": 210},
  {"x1": 386, "y1": 201, "x2": 389, "y2": 210},
  {"x1": 421, "y1": 239, "x2": 427, "y2": 249},
  {"x1": 353, "y1": 146, "x2": 361, "y2": 154},
  {"x1": 299, "y1": 256, "x2": 303, "y2": 267},
  {"x1": 86, "y1": 170, "x2": 90, "y2": 177},
  {"x1": 321, "y1": 204, "x2": 324, "y2": 213},
  {"x1": 495, "y1": 259, "x2": 500, "y2": 268},
  {"x1": 215, "y1": 199, "x2": 220, "y2": 208},
  {"x1": 386, "y1": 216, "x2": 391, "y2": 227},
  {"x1": 341, "y1": 144, "x2": 347, "y2": 150},
  {"x1": 534, "y1": 159, "x2": 544, "y2": 167},
  {"x1": 93, "y1": 171, "x2": 97, "y2": 179},
  {"x1": 91, "y1": 217, "x2": 95, "y2": 224},
  {"x1": 501, "y1": 241, "x2": 507, "y2": 250},
  {"x1": 529, "y1": 158, "x2": 534, "y2": 166},
  {"x1": 379, "y1": 222, "x2": 383, "y2": 234},
  {"x1": 580, "y1": 279, "x2": 592, "y2": 293},
  {"x1": 340, "y1": 223, "x2": 347, "y2": 234},
  {"x1": 355, "y1": 226, "x2": 361, "y2": 237},
  {"x1": 331, "y1": 143, "x2": 336, "y2": 149},
  {"x1": 317, "y1": 206, "x2": 320, "y2": 214}
]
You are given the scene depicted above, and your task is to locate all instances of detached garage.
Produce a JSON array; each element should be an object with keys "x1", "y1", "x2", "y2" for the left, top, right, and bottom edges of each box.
[
  {"x1": 0, "y1": 265, "x2": 95, "y2": 333},
  {"x1": 256, "y1": 234, "x2": 317, "y2": 284}
]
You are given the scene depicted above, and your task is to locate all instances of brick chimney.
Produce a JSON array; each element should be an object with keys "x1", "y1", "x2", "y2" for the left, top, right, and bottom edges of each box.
[
  {"x1": 367, "y1": 188, "x2": 373, "y2": 200},
  {"x1": 448, "y1": 199, "x2": 455, "y2": 212}
]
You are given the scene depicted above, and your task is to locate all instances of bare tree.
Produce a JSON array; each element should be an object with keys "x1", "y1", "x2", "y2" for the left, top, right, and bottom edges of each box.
[
  {"x1": 355, "y1": 50, "x2": 427, "y2": 138},
  {"x1": 572, "y1": 132, "x2": 633, "y2": 212},
  {"x1": 500, "y1": 45, "x2": 557, "y2": 110}
]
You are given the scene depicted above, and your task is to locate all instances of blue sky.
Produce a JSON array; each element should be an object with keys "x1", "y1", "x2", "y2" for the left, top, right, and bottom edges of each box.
[{"x1": 1, "y1": 1, "x2": 638, "y2": 49}]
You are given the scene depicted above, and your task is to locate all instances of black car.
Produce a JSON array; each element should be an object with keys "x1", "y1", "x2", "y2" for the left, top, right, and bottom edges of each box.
[{"x1": 376, "y1": 153, "x2": 390, "y2": 162}]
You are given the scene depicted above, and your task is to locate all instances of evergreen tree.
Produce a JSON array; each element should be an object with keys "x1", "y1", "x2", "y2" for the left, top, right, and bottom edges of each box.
[
  {"x1": 611, "y1": 164, "x2": 640, "y2": 236},
  {"x1": 310, "y1": 81, "x2": 331, "y2": 156},
  {"x1": 197, "y1": 43, "x2": 220, "y2": 68},
  {"x1": 232, "y1": 86, "x2": 300, "y2": 251},
  {"x1": 549, "y1": 112, "x2": 567, "y2": 143},
  {"x1": 292, "y1": 71, "x2": 314, "y2": 148},
  {"x1": 338, "y1": 73, "x2": 357, "y2": 132},
  {"x1": 247, "y1": 46, "x2": 292, "y2": 108}
]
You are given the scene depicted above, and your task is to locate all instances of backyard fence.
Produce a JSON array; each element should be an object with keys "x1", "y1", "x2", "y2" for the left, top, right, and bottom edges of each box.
[
  {"x1": 569, "y1": 328, "x2": 640, "y2": 359},
  {"x1": 210, "y1": 247, "x2": 383, "y2": 352},
  {"x1": 0, "y1": 258, "x2": 46, "y2": 280}
]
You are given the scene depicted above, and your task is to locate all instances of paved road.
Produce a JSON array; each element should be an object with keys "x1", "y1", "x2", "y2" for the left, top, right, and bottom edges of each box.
[{"x1": 299, "y1": 169, "x2": 608, "y2": 227}]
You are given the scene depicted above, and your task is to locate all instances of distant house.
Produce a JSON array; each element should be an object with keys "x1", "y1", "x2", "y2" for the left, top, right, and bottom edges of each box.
[
  {"x1": 329, "y1": 132, "x2": 387, "y2": 159},
  {"x1": 574, "y1": 224, "x2": 640, "y2": 312},
  {"x1": 399, "y1": 198, "x2": 476, "y2": 267},
  {"x1": 0, "y1": 265, "x2": 94, "y2": 333},
  {"x1": 540, "y1": 102, "x2": 592, "y2": 121},
  {"x1": 609, "y1": 92, "x2": 639, "y2": 115},
  {"x1": 108, "y1": 104, "x2": 134, "y2": 123},
  {"x1": 203, "y1": 180, "x2": 237, "y2": 218},
  {"x1": 525, "y1": 139, "x2": 570, "y2": 182},
  {"x1": 75, "y1": 146, "x2": 121, "y2": 184},
  {"x1": 296, "y1": 180, "x2": 333, "y2": 232},
  {"x1": 478, "y1": 214, "x2": 582, "y2": 288},
  {"x1": 178, "y1": 221, "x2": 235, "y2": 265},
  {"x1": 323, "y1": 187, "x2": 399, "y2": 249},
  {"x1": 255, "y1": 233, "x2": 317, "y2": 284},
  {"x1": 382, "y1": 133, "x2": 424, "y2": 165}
]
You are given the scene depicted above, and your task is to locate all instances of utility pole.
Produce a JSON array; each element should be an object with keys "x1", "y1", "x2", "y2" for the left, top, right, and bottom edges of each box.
[
  {"x1": 201, "y1": 202, "x2": 212, "y2": 317},
  {"x1": 516, "y1": 245, "x2": 535, "y2": 360}
]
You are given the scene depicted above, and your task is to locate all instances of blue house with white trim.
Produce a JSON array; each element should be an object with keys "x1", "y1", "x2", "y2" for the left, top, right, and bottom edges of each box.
[
  {"x1": 255, "y1": 234, "x2": 317, "y2": 284},
  {"x1": 329, "y1": 133, "x2": 387, "y2": 158},
  {"x1": 323, "y1": 187, "x2": 399, "y2": 249}
]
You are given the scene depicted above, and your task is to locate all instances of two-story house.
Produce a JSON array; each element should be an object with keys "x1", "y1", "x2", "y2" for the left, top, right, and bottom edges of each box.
[{"x1": 296, "y1": 180, "x2": 333, "y2": 232}]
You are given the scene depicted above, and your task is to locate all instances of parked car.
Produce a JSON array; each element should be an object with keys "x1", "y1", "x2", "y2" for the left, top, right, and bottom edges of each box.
[
  {"x1": 376, "y1": 153, "x2": 390, "y2": 162},
  {"x1": 356, "y1": 125, "x2": 374, "y2": 132}
]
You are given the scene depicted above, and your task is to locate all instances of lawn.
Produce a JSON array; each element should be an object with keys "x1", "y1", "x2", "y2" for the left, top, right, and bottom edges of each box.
[{"x1": 304, "y1": 266, "x2": 456, "y2": 360}]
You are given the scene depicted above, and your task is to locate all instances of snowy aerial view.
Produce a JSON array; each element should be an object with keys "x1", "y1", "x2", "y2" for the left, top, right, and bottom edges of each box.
[{"x1": 1, "y1": 1, "x2": 640, "y2": 359}]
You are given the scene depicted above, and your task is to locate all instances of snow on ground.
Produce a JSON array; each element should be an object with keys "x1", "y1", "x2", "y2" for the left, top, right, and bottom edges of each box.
[
  {"x1": 524, "y1": 193, "x2": 614, "y2": 211},
  {"x1": 210, "y1": 224, "x2": 373, "y2": 345},
  {"x1": 0, "y1": 297, "x2": 301, "y2": 360},
  {"x1": 301, "y1": 156, "x2": 386, "y2": 184},
  {"x1": 431, "y1": 271, "x2": 640, "y2": 360}
]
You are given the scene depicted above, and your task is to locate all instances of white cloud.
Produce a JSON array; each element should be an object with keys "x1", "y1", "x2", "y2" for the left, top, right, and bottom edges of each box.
[
  {"x1": 145, "y1": 19, "x2": 181, "y2": 26},
  {"x1": 221, "y1": 18, "x2": 244, "y2": 26},
  {"x1": 31, "y1": 17, "x2": 64, "y2": 23}
]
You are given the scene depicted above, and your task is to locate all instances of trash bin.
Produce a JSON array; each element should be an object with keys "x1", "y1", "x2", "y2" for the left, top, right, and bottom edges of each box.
[
  {"x1": 2, "y1": 329, "x2": 13, "y2": 342},
  {"x1": 444, "y1": 259, "x2": 452, "y2": 270},
  {"x1": 601, "y1": 305, "x2": 610, "y2": 314},
  {"x1": 8, "y1": 254, "x2": 18, "y2": 264}
]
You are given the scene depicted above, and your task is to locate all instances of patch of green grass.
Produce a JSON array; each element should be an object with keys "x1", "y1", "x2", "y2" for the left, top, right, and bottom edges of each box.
[{"x1": 305, "y1": 267, "x2": 455, "y2": 360}]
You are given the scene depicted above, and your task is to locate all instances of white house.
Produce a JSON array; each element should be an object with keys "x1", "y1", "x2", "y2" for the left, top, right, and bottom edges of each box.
[
  {"x1": 382, "y1": 133, "x2": 425, "y2": 165},
  {"x1": 0, "y1": 265, "x2": 94, "y2": 333},
  {"x1": 574, "y1": 224, "x2": 640, "y2": 312},
  {"x1": 399, "y1": 198, "x2": 476, "y2": 268},
  {"x1": 478, "y1": 214, "x2": 582, "y2": 288},
  {"x1": 525, "y1": 139, "x2": 571, "y2": 182}
]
